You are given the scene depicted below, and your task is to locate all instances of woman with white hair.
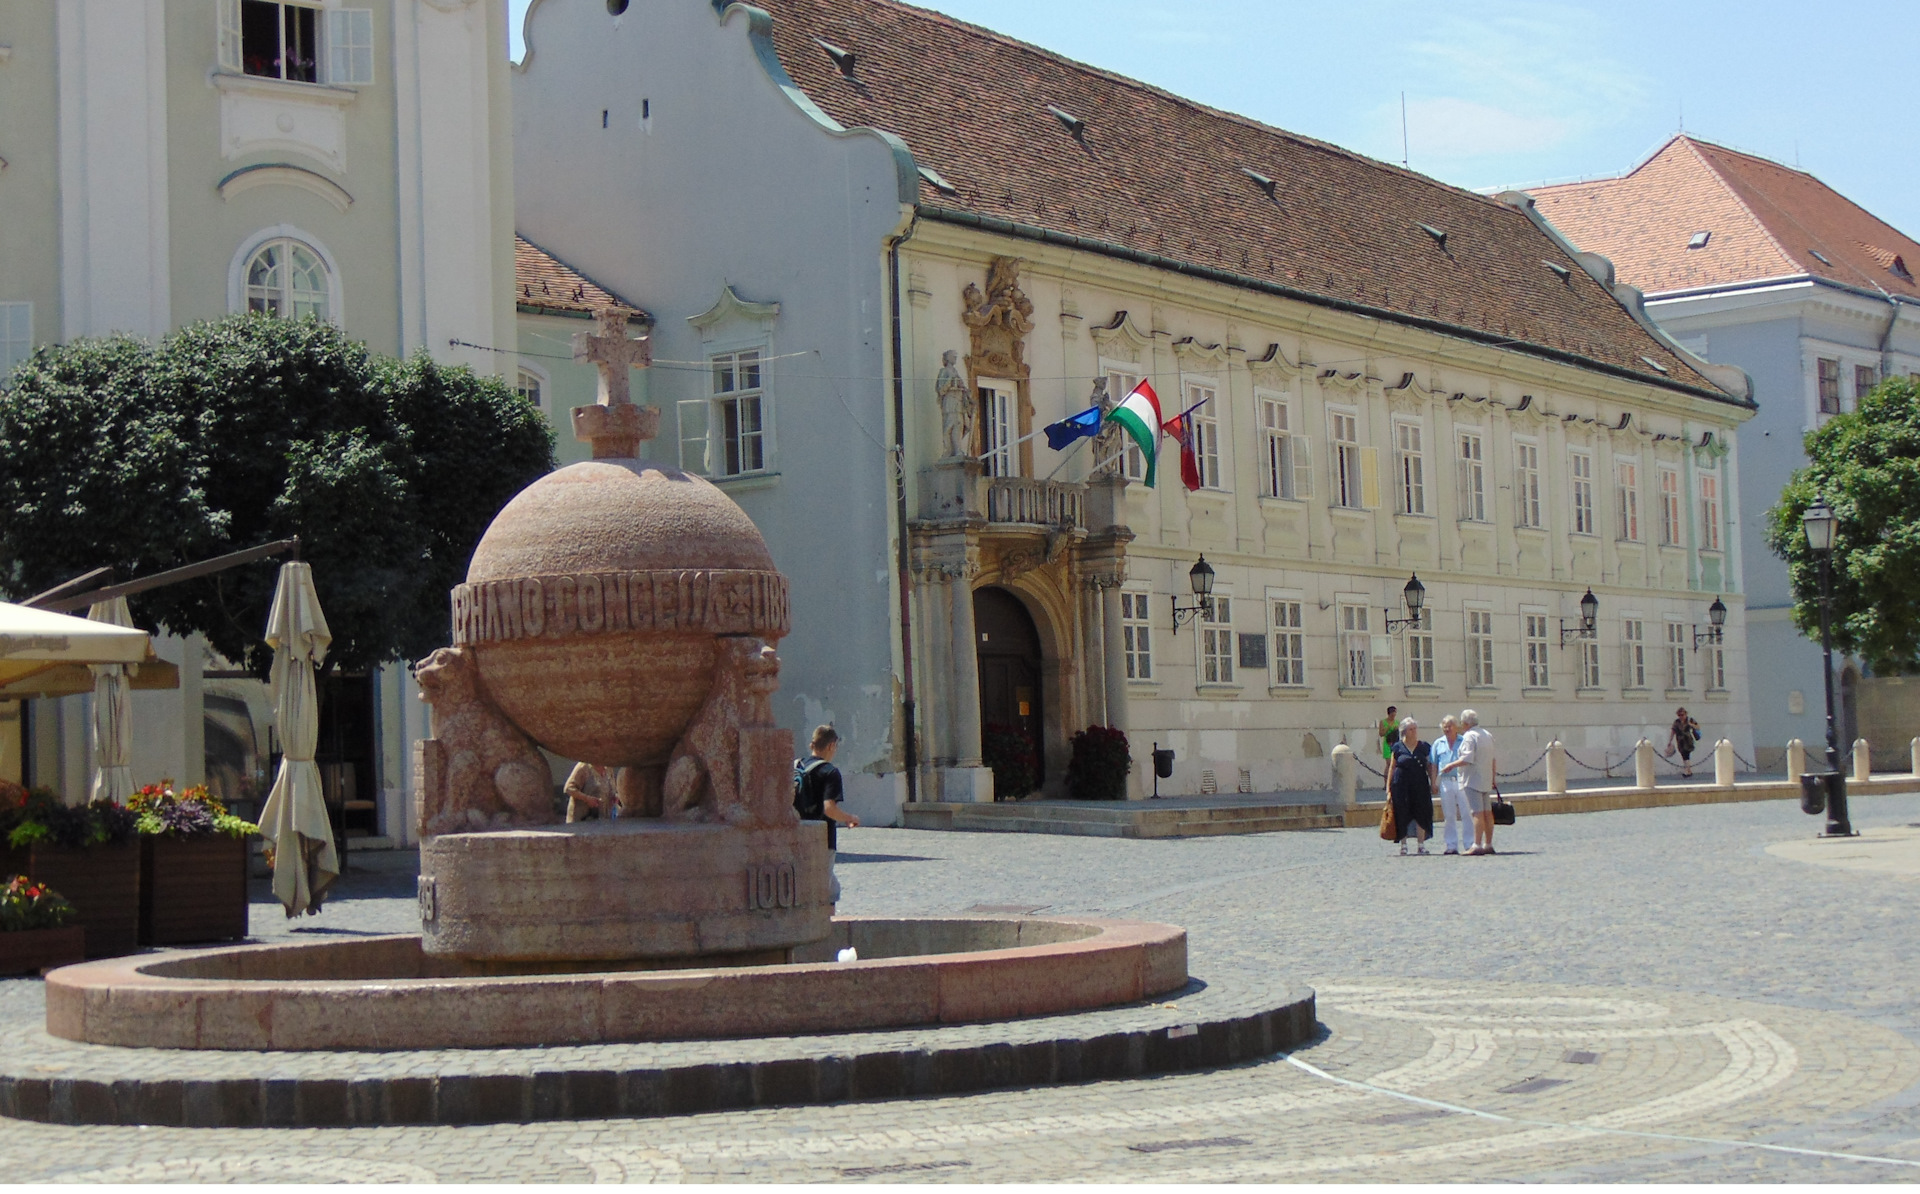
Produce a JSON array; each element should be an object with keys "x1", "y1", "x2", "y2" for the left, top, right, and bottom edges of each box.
[
  {"x1": 1385, "y1": 716, "x2": 1437, "y2": 855},
  {"x1": 1430, "y1": 714, "x2": 1470, "y2": 855}
]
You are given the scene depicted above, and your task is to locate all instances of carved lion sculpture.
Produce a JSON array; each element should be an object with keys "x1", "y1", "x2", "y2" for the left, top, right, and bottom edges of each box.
[
  {"x1": 661, "y1": 636, "x2": 781, "y2": 824},
  {"x1": 414, "y1": 646, "x2": 554, "y2": 836}
]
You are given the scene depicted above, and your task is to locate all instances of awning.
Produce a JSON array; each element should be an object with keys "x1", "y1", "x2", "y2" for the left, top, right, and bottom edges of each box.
[{"x1": 0, "y1": 601, "x2": 164, "y2": 698}]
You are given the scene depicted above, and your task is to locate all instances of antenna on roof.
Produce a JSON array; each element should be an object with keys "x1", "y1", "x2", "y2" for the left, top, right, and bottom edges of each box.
[{"x1": 1401, "y1": 92, "x2": 1409, "y2": 168}]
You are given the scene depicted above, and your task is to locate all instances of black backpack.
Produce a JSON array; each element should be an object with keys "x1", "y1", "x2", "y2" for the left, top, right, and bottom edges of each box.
[{"x1": 793, "y1": 757, "x2": 829, "y2": 819}]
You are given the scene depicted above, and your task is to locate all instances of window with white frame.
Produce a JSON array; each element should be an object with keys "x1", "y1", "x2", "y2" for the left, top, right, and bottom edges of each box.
[
  {"x1": 513, "y1": 367, "x2": 543, "y2": 409},
  {"x1": 1105, "y1": 367, "x2": 1145, "y2": 480},
  {"x1": 1514, "y1": 438, "x2": 1542, "y2": 528},
  {"x1": 221, "y1": 1, "x2": 374, "y2": 86},
  {"x1": 1394, "y1": 420, "x2": 1426, "y2": 515},
  {"x1": 1188, "y1": 382, "x2": 1223, "y2": 489},
  {"x1": 1666, "y1": 621, "x2": 1688, "y2": 689},
  {"x1": 1623, "y1": 618, "x2": 1647, "y2": 689},
  {"x1": 1817, "y1": 357, "x2": 1842, "y2": 414},
  {"x1": 1406, "y1": 611, "x2": 1435, "y2": 684},
  {"x1": 1330, "y1": 409, "x2": 1364, "y2": 508},
  {"x1": 979, "y1": 381, "x2": 1015, "y2": 478},
  {"x1": 1581, "y1": 639, "x2": 1602, "y2": 689},
  {"x1": 1339, "y1": 603, "x2": 1372, "y2": 688},
  {"x1": 1707, "y1": 644, "x2": 1727, "y2": 691},
  {"x1": 1570, "y1": 450, "x2": 1595, "y2": 534},
  {"x1": 1198, "y1": 596, "x2": 1234, "y2": 685},
  {"x1": 1466, "y1": 608, "x2": 1495, "y2": 687},
  {"x1": 1259, "y1": 393, "x2": 1308, "y2": 499},
  {"x1": 1270, "y1": 597, "x2": 1305, "y2": 686},
  {"x1": 1698, "y1": 466, "x2": 1722, "y2": 550},
  {"x1": 0, "y1": 303, "x2": 31, "y2": 384},
  {"x1": 1658, "y1": 467, "x2": 1682, "y2": 545},
  {"x1": 1615, "y1": 457, "x2": 1640, "y2": 541},
  {"x1": 1524, "y1": 612, "x2": 1551, "y2": 687},
  {"x1": 1121, "y1": 591, "x2": 1152, "y2": 680},
  {"x1": 1457, "y1": 429, "x2": 1486, "y2": 521},
  {"x1": 245, "y1": 238, "x2": 330, "y2": 320},
  {"x1": 710, "y1": 349, "x2": 767, "y2": 476}
]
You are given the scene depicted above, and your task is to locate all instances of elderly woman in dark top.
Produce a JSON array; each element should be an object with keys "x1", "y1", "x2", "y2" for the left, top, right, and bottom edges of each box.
[{"x1": 1386, "y1": 716, "x2": 1438, "y2": 856}]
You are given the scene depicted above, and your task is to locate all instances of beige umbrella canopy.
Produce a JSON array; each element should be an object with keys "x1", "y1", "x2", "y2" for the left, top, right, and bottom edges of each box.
[
  {"x1": 85, "y1": 597, "x2": 137, "y2": 804},
  {"x1": 0, "y1": 600, "x2": 150, "y2": 688},
  {"x1": 256, "y1": 561, "x2": 338, "y2": 917}
]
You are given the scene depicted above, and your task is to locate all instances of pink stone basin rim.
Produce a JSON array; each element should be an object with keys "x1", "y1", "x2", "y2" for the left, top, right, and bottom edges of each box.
[{"x1": 46, "y1": 916, "x2": 1188, "y2": 1051}]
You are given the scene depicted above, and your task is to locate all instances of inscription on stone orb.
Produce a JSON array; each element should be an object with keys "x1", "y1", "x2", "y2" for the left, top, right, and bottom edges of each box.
[
  {"x1": 746, "y1": 863, "x2": 798, "y2": 911},
  {"x1": 450, "y1": 568, "x2": 790, "y2": 646}
]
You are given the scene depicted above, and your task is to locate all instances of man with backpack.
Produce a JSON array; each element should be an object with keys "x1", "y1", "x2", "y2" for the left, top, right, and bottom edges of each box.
[{"x1": 794, "y1": 725, "x2": 860, "y2": 904}]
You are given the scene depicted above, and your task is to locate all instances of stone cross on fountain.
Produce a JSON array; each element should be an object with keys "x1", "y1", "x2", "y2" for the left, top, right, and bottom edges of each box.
[{"x1": 570, "y1": 306, "x2": 660, "y2": 459}]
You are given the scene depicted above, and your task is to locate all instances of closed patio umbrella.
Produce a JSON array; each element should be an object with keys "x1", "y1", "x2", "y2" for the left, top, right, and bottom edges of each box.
[
  {"x1": 256, "y1": 561, "x2": 337, "y2": 916},
  {"x1": 85, "y1": 597, "x2": 137, "y2": 804}
]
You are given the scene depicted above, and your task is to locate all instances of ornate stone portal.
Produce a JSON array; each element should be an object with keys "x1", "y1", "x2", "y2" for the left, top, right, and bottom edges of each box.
[{"x1": 413, "y1": 308, "x2": 829, "y2": 961}]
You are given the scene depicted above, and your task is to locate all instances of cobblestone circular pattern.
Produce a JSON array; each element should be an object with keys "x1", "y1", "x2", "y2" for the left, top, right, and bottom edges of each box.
[{"x1": 0, "y1": 971, "x2": 1313, "y2": 1128}]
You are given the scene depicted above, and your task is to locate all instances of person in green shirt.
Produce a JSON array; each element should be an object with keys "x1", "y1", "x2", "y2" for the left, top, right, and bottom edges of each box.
[{"x1": 1377, "y1": 705, "x2": 1399, "y2": 793}]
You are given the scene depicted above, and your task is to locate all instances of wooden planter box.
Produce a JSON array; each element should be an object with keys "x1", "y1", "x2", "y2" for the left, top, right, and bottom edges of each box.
[
  {"x1": 4, "y1": 842, "x2": 141, "y2": 959},
  {"x1": 140, "y1": 835, "x2": 251, "y2": 946},
  {"x1": 0, "y1": 926, "x2": 87, "y2": 976}
]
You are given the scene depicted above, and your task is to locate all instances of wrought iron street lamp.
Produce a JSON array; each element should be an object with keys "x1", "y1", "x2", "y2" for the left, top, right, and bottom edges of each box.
[
  {"x1": 1799, "y1": 498, "x2": 1854, "y2": 837},
  {"x1": 1558, "y1": 588, "x2": 1599, "y2": 646},
  {"x1": 1692, "y1": 596, "x2": 1728, "y2": 649},
  {"x1": 1384, "y1": 574, "x2": 1426, "y2": 633},
  {"x1": 1170, "y1": 555, "x2": 1215, "y2": 633}
]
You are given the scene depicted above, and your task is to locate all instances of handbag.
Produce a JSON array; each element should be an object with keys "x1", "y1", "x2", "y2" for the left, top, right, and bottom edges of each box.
[
  {"x1": 1379, "y1": 802, "x2": 1399, "y2": 841},
  {"x1": 1490, "y1": 794, "x2": 1516, "y2": 826}
]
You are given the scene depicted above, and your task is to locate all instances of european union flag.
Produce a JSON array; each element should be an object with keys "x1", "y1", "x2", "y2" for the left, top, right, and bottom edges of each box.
[{"x1": 1044, "y1": 405, "x2": 1103, "y2": 451}]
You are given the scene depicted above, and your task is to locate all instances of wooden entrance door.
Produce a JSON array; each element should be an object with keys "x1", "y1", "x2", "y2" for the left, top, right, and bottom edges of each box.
[{"x1": 974, "y1": 586, "x2": 1044, "y2": 791}]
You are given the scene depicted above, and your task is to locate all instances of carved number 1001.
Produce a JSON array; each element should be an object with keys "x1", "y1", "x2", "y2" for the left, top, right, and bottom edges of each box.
[{"x1": 747, "y1": 863, "x2": 797, "y2": 910}]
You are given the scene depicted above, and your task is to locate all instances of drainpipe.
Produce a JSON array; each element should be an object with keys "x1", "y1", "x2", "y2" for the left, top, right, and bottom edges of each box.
[
  {"x1": 1873, "y1": 286, "x2": 1903, "y2": 381},
  {"x1": 887, "y1": 216, "x2": 921, "y2": 806}
]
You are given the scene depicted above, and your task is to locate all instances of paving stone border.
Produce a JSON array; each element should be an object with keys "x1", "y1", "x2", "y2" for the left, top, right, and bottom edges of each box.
[{"x1": 0, "y1": 974, "x2": 1314, "y2": 1128}]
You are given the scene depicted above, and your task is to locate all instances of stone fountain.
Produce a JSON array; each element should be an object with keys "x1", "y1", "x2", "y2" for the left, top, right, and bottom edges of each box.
[{"x1": 38, "y1": 310, "x2": 1197, "y2": 1058}]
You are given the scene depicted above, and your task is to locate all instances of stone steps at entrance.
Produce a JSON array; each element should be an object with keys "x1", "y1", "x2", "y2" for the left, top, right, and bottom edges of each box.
[{"x1": 901, "y1": 800, "x2": 1344, "y2": 839}]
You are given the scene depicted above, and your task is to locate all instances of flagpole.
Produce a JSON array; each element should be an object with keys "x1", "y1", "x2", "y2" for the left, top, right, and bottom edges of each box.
[{"x1": 1042, "y1": 434, "x2": 1092, "y2": 482}]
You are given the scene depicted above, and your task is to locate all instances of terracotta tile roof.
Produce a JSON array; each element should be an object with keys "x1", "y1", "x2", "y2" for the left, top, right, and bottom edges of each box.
[
  {"x1": 1531, "y1": 136, "x2": 1920, "y2": 301},
  {"x1": 754, "y1": 0, "x2": 1728, "y2": 401},
  {"x1": 514, "y1": 235, "x2": 649, "y2": 320}
]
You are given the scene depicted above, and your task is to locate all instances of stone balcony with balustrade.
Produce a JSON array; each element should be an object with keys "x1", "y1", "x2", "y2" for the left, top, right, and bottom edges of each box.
[{"x1": 984, "y1": 476, "x2": 1086, "y2": 531}]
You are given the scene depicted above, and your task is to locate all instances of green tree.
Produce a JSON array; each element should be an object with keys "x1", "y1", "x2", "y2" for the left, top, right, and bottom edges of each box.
[
  {"x1": 0, "y1": 315, "x2": 554, "y2": 671},
  {"x1": 1766, "y1": 375, "x2": 1920, "y2": 675}
]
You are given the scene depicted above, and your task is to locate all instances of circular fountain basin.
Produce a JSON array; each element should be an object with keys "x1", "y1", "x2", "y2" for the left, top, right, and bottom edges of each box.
[{"x1": 45, "y1": 916, "x2": 1187, "y2": 1051}]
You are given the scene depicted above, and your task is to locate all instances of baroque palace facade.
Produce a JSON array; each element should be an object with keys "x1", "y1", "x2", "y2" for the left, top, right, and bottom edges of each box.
[{"x1": 515, "y1": 0, "x2": 1757, "y2": 812}]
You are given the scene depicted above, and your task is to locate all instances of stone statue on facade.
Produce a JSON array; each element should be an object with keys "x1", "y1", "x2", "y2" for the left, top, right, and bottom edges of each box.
[
  {"x1": 1087, "y1": 375, "x2": 1125, "y2": 479},
  {"x1": 935, "y1": 349, "x2": 974, "y2": 459}
]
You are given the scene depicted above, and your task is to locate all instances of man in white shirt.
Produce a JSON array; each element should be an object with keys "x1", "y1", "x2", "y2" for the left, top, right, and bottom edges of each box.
[{"x1": 1440, "y1": 708, "x2": 1498, "y2": 855}]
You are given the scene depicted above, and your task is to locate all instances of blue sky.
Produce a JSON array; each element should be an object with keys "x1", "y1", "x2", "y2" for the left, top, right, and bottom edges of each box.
[{"x1": 508, "y1": 0, "x2": 1919, "y2": 238}]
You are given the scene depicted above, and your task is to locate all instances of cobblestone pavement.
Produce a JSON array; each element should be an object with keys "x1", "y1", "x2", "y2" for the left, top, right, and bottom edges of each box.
[{"x1": 3, "y1": 793, "x2": 1919, "y2": 1181}]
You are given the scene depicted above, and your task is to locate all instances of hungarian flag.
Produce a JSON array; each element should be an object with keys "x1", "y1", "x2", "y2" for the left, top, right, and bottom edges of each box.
[
  {"x1": 1160, "y1": 407, "x2": 1204, "y2": 492},
  {"x1": 1106, "y1": 380, "x2": 1162, "y2": 486}
]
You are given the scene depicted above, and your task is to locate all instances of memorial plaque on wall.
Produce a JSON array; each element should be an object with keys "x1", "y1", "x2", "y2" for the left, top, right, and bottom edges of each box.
[{"x1": 1238, "y1": 633, "x2": 1267, "y2": 669}]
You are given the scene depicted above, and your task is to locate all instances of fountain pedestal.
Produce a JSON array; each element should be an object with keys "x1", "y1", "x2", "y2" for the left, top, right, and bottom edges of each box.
[{"x1": 420, "y1": 819, "x2": 831, "y2": 962}]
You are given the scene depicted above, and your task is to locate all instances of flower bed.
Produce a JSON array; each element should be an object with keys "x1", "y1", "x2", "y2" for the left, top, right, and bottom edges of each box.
[
  {"x1": 131, "y1": 785, "x2": 257, "y2": 947},
  {"x1": 2, "y1": 785, "x2": 142, "y2": 959},
  {"x1": 0, "y1": 874, "x2": 84, "y2": 976}
]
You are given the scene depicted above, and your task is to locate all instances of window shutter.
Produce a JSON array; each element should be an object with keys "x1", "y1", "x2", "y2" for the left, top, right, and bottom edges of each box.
[
  {"x1": 324, "y1": 10, "x2": 375, "y2": 86},
  {"x1": 1360, "y1": 446, "x2": 1381, "y2": 509},
  {"x1": 677, "y1": 397, "x2": 711, "y2": 476},
  {"x1": 1370, "y1": 633, "x2": 1392, "y2": 688},
  {"x1": 218, "y1": 0, "x2": 243, "y2": 71},
  {"x1": 1292, "y1": 436, "x2": 1310, "y2": 499}
]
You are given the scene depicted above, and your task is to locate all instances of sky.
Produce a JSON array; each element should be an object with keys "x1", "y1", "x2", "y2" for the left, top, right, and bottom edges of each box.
[{"x1": 507, "y1": 0, "x2": 1920, "y2": 239}]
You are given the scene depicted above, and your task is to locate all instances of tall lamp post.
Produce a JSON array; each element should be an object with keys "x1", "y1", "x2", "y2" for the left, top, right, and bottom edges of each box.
[{"x1": 1800, "y1": 498, "x2": 1854, "y2": 837}]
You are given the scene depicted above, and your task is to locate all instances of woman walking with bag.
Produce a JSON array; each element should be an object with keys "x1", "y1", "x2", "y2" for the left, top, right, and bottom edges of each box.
[
  {"x1": 1666, "y1": 707, "x2": 1701, "y2": 778},
  {"x1": 1385, "y1": 717, "x2": 1437, "y2": 855}
]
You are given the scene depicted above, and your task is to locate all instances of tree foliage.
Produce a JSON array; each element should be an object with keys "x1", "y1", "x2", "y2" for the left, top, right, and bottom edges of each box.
[
  {"x1": 1766, "y1": 376, "x2": 1920, "y2": 675},
  {"x1": 0, "y1": 316, "x2": 554, "y2": 671}
]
